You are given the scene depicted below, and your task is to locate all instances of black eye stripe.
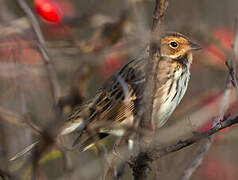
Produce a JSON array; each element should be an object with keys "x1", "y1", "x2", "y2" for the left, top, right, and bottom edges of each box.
[{"x1": 170, "y1": 41, "x2": 178, "y2": 48}]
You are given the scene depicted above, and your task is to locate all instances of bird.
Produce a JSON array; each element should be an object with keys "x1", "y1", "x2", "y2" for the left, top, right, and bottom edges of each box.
[
  {"x1": 10, "y1": 32, "x2": 201, "y2": 160},
  {"x1": 60, "y1": 32, "x2": 201, "y2": 151}
]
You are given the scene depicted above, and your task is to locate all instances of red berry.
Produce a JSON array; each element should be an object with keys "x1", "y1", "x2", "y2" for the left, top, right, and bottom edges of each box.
[{"x1": 34, "y1": 0, "x2": 62, "y2": 23}]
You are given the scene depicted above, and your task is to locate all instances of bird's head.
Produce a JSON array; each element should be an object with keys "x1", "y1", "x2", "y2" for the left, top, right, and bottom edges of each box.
[{"x1": 160, "y1": 32, "x2": 201, "y2": 60}]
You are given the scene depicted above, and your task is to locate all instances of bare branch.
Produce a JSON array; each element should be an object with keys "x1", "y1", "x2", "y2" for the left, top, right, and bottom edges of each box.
[
  {"x1": 233, "y1": 16, "x2": 238, "y2": 63},
  {"x1": 180, "y1": 136, "x2": 214, "y2": 180},
  {"x1": 0, "y1": 106, "x2": 41, "y2": 136},
  {"x1": 181, "y1": 16, "x2": 238, "y2": 180},
  {"x1": 139, "y1": 0, "x2": 168, "y2": 145},
  {"x1": 132, "y1": 0, "x2": 168, "y2": 179},
  {"x1": 14, "y1": 1, "x2": 65, "y2": 177},
  {"x1": 16, "y1": 0, "x2": 61, "y2": 105},
  {"x1": 180, "y1": 79, "x2": 232, "y2": 180},
  {"x1": 132, "y1": 113, "x2": 237, "y2": 164},
  {"x1": 151, "y1": 0, "x2": 168, "y2": 32},
  {"x1": 226, "y1": 16, "x2": 238, "y2": 89},
  {"x1": 12, "y1": 48, "x2": 28, "y2": 115}
]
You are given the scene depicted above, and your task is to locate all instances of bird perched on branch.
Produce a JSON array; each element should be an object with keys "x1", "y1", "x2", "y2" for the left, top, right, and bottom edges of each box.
[
  {"x1": 60, "y1": 32, "x2": 201, "y2": 151},
  {"x1": 10, "y1": 32, "x2": 201, "y2": 160}
]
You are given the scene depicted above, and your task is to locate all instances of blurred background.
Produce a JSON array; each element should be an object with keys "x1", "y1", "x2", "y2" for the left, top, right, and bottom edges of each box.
[{"x1": 0, "y1": 0, "x2": 238, "y2": 179}]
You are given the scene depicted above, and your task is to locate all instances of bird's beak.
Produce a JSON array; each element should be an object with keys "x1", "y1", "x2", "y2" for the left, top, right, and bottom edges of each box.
[{"x1": 189, "y1": 41, "x2": 201, "y2": 50}]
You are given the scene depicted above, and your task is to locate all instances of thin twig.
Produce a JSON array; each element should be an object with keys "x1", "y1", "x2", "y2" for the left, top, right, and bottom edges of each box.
[
  {"x1": 151, "y1": 0, "x2": 168, "y2": 32},
  {"x1": 16, "y1": 0, "x2": 61, "y2": 105},
  {"x1": 180, "y1": 136, "x2": 214, "y2": 180},
  {"x1": 226, "y1": 16, "x2": 238, "y2": 89},
  {"x1": 12, "y1": 48, "x2": 27, "y2": 116},
  {"x1": 16, "y1": 1, "x2": 64, "y2": 178},
  {"x1": 132, "y1": 113, "x2": 237, "y2": 162},
  {"x1": 232, "y1": 16, "x2": 238, "y2": 65},
  {"x1": 181, "y1": 16, "x2": 238, "y2": 180},
  {"x1": 0, "y1": 106, "x2": 41, "y2": 136},
  {"x1": 180, "y1": 78, "x2": 232, "y2": 180}
]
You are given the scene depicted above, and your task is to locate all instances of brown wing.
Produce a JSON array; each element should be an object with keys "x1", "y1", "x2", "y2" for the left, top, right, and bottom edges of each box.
[
  {"x1": 64, "y1": 57, "x2": 147, "y2": 149},
  {"x1": 88, "y1": 57, "x2": 146, "y2": 124}
]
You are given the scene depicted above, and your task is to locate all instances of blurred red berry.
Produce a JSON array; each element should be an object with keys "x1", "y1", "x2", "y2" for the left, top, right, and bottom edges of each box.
[
  {"x1": 34, "y1": 0, "x2": 62, "y2": 23},
  {"x1": 198, "y1": 156, "x2": 235, "y2": 180},
  {"x1": 204, "y1": 27, "x2": 234, "y2": 65},
  {"x1": 99, "y1": 53, "x2": 124, "y2": 78},
  {"x1": 213, "y1": 27, "x2": 234, "y2": 49}
]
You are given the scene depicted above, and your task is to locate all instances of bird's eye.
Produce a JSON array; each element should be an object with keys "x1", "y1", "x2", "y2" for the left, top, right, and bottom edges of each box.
[{"x1": 170, "y1": 41, "x2": 178, "y2": 48}]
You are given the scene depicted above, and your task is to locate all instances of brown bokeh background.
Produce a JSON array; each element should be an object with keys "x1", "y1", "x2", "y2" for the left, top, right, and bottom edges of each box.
[{"x1": 0, "y1": 0, "x2": 238, "y2": 179}]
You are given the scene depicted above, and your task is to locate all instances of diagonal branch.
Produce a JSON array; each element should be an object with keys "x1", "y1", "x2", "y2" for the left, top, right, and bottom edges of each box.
[
  {"x1": 132, "y1": 113, "x2": 238, "y2": 164},
  {"x1": 181, "y1": 15, "x2": 238, "y2": 180},
  {"x1": 16, "y1": 0, "x2": 61, "y2": 106},
  {"x1": 16, "y1": 1, "x2": 65, "y2": 178},
  {"x1": 0, "y1": 106, "x2": 41, "y2": 136}
]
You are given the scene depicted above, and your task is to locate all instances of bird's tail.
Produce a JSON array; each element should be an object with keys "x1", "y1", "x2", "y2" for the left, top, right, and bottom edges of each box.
[
  {"x1": 10, "y1": 118, "x2": 84, "y2": 161},
  {"x1": 9, "y1": 141, "x2": 39, "y2": 161}
]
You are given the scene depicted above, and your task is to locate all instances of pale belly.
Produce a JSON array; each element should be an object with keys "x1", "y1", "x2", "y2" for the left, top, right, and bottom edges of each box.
[{"x1": 152, "y1": 70, "x2": 189, "y2": 128}]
